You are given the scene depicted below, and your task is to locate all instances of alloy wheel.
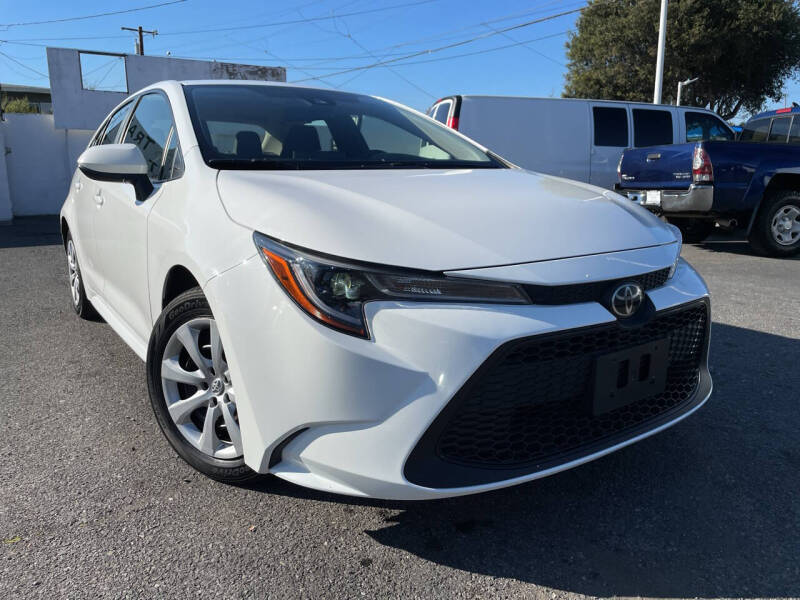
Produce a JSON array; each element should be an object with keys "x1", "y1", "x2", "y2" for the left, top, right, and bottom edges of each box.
[
  {"x1": 771, "y1": 203, "x2": 800, "y2": 246},
  {"x1": 160, "y1": 318, "x2": 242, "y2": 460},
  {"x1": 67, "y1": 240, "x2": 81, "y2": 307}
]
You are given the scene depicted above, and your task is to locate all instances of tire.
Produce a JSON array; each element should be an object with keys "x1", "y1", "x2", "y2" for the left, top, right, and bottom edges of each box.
[
  {"x1": 65, "y1": 233, "x2": 101, "y2": 320},
  {"x1": 146, "y1": 287, "x2": 258, "y2": 483},
  {"x1": 668, "y1": 218, "x2": 714, "y2": 244},
  {"x1": 748, "y1": 190, "x2": 800, "y2": 257}
]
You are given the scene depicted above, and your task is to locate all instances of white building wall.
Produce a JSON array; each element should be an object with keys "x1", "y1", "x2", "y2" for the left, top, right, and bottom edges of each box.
[
  {"x1": 0, "y1": 129, "x2": 12, "y2": 220},
  {"x1": 0, "y1": 113, "x2": 92, "y2": 217}
]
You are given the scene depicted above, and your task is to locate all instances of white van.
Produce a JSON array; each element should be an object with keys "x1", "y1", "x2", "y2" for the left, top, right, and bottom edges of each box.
[{"x1": 427, "y1": 96, "x2": 735, "y2": 189}]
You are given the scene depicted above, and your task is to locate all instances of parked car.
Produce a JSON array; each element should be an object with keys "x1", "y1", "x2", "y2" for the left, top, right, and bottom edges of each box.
[
  {"x1": 61, "y1": 81, "x2": 712, "y2": 500},
  {"x1": 426, "y1": 95, "x2": 734, "y2": 189},
  {"x1": 617, "y1": 106, "x2": 800, "y2": 256}
]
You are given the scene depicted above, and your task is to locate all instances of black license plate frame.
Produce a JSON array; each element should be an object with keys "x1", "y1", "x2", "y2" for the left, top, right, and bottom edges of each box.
[{"x1": 592, "y1": 338, "x2": 670, "y2": 416}]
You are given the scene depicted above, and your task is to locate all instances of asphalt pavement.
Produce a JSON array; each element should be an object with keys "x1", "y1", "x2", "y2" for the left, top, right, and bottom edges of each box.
[{"x1": 1, "y1": 217, "x2": 799, "y2": 599}]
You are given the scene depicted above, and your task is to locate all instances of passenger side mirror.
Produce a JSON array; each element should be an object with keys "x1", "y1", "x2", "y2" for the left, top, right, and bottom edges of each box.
[{"x1": 77, "y1": 144, "x2": 154, "y2": 202}]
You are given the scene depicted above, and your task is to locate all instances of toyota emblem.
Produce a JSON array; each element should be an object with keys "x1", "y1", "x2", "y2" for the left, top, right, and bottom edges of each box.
[{"x1": 611, "y1": 283, "x2": 644, "y2": 318}]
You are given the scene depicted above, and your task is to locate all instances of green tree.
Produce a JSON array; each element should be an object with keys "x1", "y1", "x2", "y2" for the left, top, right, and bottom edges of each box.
[
  {"x1": 1, "y1": 95, "x2": 38, "y2": 114},
  {"x1": 564, "y1": 0, "x2": 800, "y2": 118}
]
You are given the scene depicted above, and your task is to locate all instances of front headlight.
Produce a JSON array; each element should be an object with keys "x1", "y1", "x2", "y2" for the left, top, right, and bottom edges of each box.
[
  {"x1": 254, "y1": 232, "x2": 530, "y2": 338},
  {"x1": 665, "y1": 223, "x2": 682, "y2": 279}
]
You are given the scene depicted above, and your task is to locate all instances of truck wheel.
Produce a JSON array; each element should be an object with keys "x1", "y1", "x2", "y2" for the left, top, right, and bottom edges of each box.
[
  {"x1": 749, "y1": 190, "x2": 800, "y2": 256},
  {"x1": 668, "y1": 218, "x2": 714, "y2": 244}
]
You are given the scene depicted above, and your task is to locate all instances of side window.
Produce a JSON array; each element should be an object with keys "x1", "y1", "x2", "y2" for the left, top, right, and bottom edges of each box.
[
  {"x1": 592, "y1": 107, "x2": 628, "y2": 147},
  {"x1": 768, "y1": 116, "x2": 791, "y2": 143},
  {"x1": 685, "y1": 111, "x2": 735, "y2": 142},
  {"x1": 160, "y1": 127, "x2": 185, "y2": 181},
  {"x1": 431, "y1": 101, "x2": 451, "y2": 125},
  {"x1": 97, "y1": 102, "x2": 133, "y2": 145},
  {"x1": 633, "y1": 109, "x2": 673, "y2": 147},
  {"x1": 789, "y1": 118, "x2": 800, "y2": 144},
  {"x1": 123, "y1": 93, "x2": 175, "y2": 181},
  {"x1": 740, "y1": 118, "x2": 771, "y2": 142}
]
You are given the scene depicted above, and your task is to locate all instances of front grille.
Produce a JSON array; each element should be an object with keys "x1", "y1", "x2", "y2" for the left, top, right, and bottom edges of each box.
[
  {"x1": 404, "y1": 300, "x2": 709, "y2": 488},
  {"x1": 523, "y1": 267, "x2": 670, "y2": 305}
]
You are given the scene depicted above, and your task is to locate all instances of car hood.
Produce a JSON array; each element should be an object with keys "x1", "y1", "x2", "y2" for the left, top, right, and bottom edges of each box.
[{"x1": 216, "y1": 168, "x2": 677, "y2": 271}]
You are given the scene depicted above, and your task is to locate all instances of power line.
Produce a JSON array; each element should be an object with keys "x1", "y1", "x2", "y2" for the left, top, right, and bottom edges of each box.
[
  {"x1": 0, "y1": 0, "x2": 186, "y2": 29},
  {"x1": 0, "y1": 49, "x2": 48, "y2": 78},
  {"x1": 292, "y1": 6, "x2": 583, "y2": 83},
  {"x1": 156, "y1": 0, "x2": 438, "y2": 37}
]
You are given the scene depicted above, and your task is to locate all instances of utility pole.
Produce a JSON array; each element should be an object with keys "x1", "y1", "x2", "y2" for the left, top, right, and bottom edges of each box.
[
  {"x1": 121, "y1": 26, "x2": 158, "y2": 56},
  {"x1": 653, "y1": 0, "x2": 668, "y2": 104},
  {"x1": 676, "y1": 77, "x2": 698, "y2": 106}
]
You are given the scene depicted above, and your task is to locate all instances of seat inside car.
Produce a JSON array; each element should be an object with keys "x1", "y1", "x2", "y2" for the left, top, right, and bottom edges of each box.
[
  {"x1": 235, "y1": 131, "x2": 263, "y2": 159},
  {"x1": 281, "y1": 125, "x2": 321, "y2": 159}
]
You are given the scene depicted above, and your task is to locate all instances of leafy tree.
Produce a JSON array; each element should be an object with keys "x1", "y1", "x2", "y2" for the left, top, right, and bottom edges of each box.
[
  {"x1": 1, "y1": 95, "x2": 38, "y2": 114},
  {"x1": 564, "y1": 0, "x2": 800, "y2": 118}
]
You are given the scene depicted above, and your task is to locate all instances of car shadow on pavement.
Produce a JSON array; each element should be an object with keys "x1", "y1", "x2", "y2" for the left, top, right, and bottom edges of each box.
[
  {"x1": 693, "y1": 233, "x2": 800, "y2": 259},
  {"x1": 259, "y1": 322, "x2": 800, "y2": 598},
  {"x1": 0, "y1": 216, "x2": 61, "y2": 248}
]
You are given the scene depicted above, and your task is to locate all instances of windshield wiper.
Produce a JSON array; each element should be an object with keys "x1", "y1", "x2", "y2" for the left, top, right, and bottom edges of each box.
[{"x1": 207, "y1": 158, "x2": 502, "y2": 171}]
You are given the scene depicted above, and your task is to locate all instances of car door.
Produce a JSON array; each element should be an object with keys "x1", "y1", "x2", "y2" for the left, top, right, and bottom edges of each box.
[
  {"x1": 589, "y1": 103, "x2": 631, "y2": 189},
  {"x1": 73, "y1": 101, "x2": 134, "y2": 294},
  {"x1": 92, "y1": 92, "x2": 178, "y2": 342}
]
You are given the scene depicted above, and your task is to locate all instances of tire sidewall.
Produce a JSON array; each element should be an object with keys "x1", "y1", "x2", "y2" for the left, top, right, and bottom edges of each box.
[
  {"x1": 66, "y1": 234, "x2": 89, "y2": 316},
  {"x1": 753, "y1": 191, "x2": 800, "y2": 256},
  {"x1": 146, "y1": 288, "x2": 254, "y2": 481}
]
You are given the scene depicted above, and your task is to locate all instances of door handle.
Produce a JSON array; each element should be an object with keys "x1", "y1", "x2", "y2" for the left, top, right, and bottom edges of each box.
[
  {"x1": 646, "y1": 153, "x2": 661, "y2": 161},
  {"x1": 74, "y1": 180, "x2": 83, "y2": 192},
  {"x1": 94, "y1": 193, "x2": 105, "y2": 207}
]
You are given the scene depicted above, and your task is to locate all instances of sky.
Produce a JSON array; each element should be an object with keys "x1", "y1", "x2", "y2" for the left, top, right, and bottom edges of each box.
[{"x1": 0, "y1": 0, "x2": 797, "y2": 115}]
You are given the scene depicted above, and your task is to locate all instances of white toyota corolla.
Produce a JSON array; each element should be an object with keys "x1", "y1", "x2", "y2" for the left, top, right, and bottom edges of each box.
[{"x1": 60, "y1": 80, "x2": 712, "y2": 500}]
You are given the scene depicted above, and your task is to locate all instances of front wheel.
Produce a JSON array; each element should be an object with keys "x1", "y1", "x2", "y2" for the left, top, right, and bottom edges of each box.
[
  {"x1": 748, "y1": 190, "x2": 800, "y2": 256},
  {"x1": 146, "y1": 288, "x2": 258, "y2": 483}
]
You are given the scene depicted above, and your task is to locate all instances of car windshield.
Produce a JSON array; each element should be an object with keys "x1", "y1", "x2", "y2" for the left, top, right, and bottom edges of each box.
[{"x1": 183, "y1": 84, "x2": 503, "y2": 170}]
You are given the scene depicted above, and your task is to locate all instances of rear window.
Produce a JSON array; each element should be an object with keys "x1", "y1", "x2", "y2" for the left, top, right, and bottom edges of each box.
[
  {"x1": 684, "y1": 112, "x2": 734, "y2": 142},
  {"x1": 593, "y1": 107, "x2": 628, "y2": 147},
  {"x1": 633, "y1": 109, "x2": 673, "y2": 147},
  {"x1": 740, "y1": 118, "x2": 771, "y2": 142},
  {"x1": 768, "y1": 116, "x2": 791, "y2": 143},
  {"x1": 789, "y1": 118, "x2": 800, "y2": 144},
  {"x1": 430, "y1": 101, "x2": 451, "y2": 125}
]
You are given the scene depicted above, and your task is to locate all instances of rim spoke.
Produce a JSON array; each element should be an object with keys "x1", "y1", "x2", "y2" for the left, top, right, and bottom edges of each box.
[
  {"x1": 209, "y1": 321, "x2": 226, "y2": 376},
  {"x1": 198, "y1": 403, "x2": 221, "y2": 455},
  {"x1": 176, "y1": 325, "x2": 211, "y2": 378},
  {"x1": 161, "y1": 357, "x2": 205, "y2": 386},
  {"x1": 168, "y1": 389, "x2": 213, "y2": 423},
  {"x1": 219, "y1": 400, "x2": 242, "y2": 456}
]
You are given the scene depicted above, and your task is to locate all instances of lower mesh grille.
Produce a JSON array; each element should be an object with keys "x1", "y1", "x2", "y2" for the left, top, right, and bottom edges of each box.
[{"x1": 405, "y1": 300, "x2": 709, "y2": 487}]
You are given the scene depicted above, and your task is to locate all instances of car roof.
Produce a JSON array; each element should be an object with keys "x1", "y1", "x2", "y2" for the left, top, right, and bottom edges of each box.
[
  {"x1": 748, "y1": 106, "x2": 800, "y2": 122},
  {"x1": 431, "y1": 95, "x2": 721, "y2": 112}
]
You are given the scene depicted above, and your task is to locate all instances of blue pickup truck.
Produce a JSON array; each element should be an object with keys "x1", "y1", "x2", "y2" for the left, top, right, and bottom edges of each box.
[{"x1": 617, "y1": 107, "x2": 800, "y2": 256}]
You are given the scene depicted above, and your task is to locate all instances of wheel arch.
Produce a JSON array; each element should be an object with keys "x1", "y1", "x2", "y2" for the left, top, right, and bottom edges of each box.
[
  {"x1": 161, "y1": 265, "x2": 203, "y2": 310},
  {"x1": 746, "y1": 169, "x2": 800, "y2": 234},
  {"x1": 60, "y1": 217, "x2": 70, "y2": 250}
]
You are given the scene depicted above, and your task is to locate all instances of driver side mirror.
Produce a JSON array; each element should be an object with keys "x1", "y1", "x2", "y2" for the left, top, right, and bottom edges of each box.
[{"x1": 77, "y1": 143, "x2": 154, "y2": 202}]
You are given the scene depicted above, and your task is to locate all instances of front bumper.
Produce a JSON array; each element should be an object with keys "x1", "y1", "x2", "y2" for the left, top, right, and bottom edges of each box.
[
  {"x1": 621, "y1": 184, "x2": 714, "y2": 214},
  {"x1": 205, "y1": 245, "x2": 711, "y2": 500}
]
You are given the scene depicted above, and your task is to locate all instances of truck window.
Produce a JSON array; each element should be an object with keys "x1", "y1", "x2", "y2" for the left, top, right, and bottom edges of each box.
[
  {"x1": 633, "y1": 109, "x2": 673, "y2": 147},
  {"x1": 684, "y1": 112, "x2": 735, "y2": 142},
  {"x1": 740, "y1": 118, "x2": 771, "y2": 142},
  {"x1": 767, "y1": 116, "x2": 791, "y2": 143},
  {"x1": 592, "y1": 107, "x2": 628, "y2": 147},
  {"x1": 789, "y1": 118, "x2": 800, "y2": 144}
]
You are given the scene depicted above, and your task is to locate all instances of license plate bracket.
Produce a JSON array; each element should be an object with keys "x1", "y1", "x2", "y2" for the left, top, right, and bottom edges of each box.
[{"x1": 592, "y1": 338, "x2": 669, "y2": 416}]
